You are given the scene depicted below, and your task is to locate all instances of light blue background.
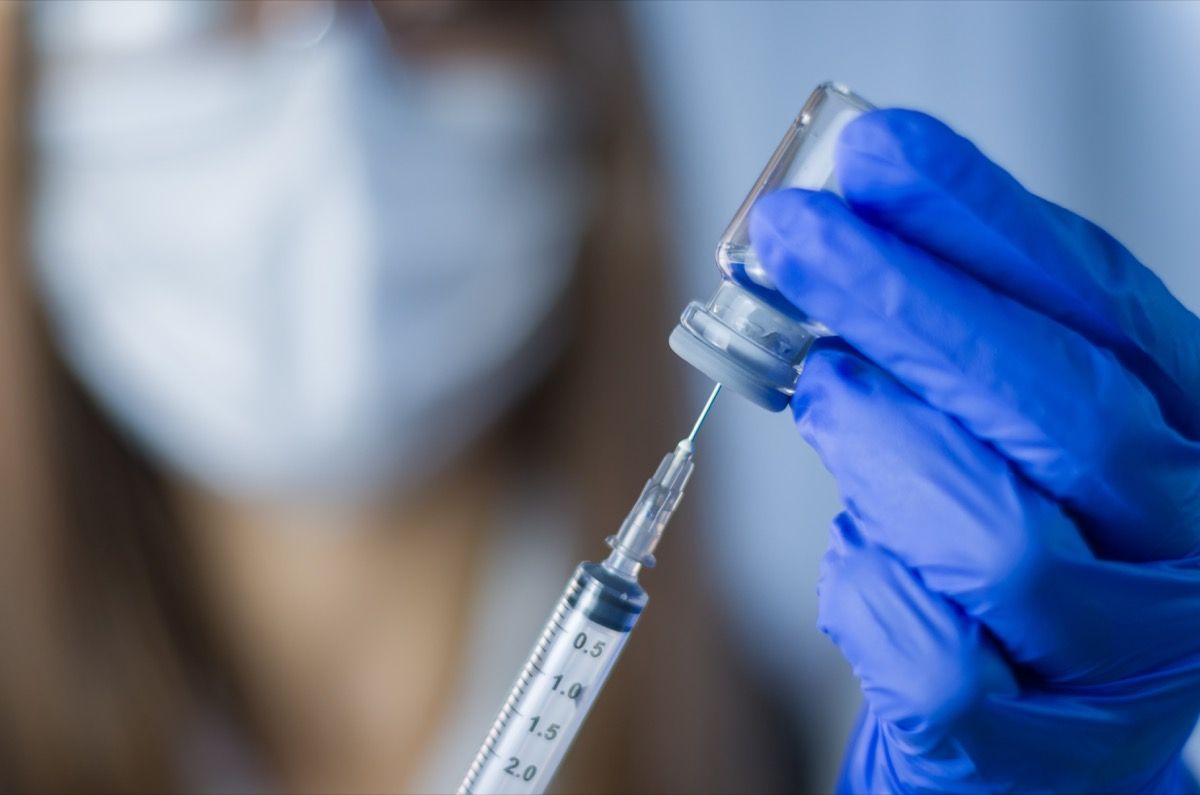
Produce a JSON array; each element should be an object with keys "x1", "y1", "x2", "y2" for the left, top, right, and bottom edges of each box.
[{"x1": 630, "y1": 1, "x2": 1200, "y2": 787}]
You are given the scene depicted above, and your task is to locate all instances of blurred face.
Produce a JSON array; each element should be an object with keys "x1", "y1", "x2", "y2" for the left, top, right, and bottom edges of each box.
[{"x1": 30, "y1": 0, "x2": 590, "y2": 501}]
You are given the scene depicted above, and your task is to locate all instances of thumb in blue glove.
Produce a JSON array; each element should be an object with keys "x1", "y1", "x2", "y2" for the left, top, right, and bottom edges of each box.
[{"x1": 750, "y1": 109, "x2": 1200, "y2": 793}]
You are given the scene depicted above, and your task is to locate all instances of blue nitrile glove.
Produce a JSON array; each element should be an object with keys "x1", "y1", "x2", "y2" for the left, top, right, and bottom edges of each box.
[{"x1": 749, "y1": 109, "x2": 1200, "y2": 794}]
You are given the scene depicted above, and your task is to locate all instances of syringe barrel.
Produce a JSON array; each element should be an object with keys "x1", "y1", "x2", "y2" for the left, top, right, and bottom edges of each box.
[
  {"x1": 458, "y1": 562, "x2": 646, "y2": 795},
  {"x1": 461, "y1": 430, "x2": 704, "y2": 793}
]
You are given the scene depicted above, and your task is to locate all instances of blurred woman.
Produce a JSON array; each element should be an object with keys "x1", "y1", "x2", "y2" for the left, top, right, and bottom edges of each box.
[{"x1": 0, "y1": 2, "x2": 788, "y2": 792}]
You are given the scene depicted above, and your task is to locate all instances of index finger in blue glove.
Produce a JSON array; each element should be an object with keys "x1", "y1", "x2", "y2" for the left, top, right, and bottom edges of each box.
[
  {"x1": 835, "y1": 109, "x2": 1200, "y2": 440},
  {"x1": 750, "y1": 189, "x2": 1200, "y2": 562}
]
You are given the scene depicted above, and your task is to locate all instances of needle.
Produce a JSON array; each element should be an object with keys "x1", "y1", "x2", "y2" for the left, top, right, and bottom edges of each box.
[{"x1": 686, "y1": 384, "x2": 722, "y2": 444}]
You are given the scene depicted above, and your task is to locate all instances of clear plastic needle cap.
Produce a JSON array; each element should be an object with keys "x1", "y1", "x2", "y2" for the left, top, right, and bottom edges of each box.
[{"x1": 605, "y1": 384, "x2": 721, "y2": 573}]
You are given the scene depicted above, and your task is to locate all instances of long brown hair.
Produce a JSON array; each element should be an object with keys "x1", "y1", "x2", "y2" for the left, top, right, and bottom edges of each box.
[
  {"x1": 0, "y1": 3, "x2": 786, "y2": 792},
  {"x1": 0, "y1": 3, "x2": 219, "y2": 789}
]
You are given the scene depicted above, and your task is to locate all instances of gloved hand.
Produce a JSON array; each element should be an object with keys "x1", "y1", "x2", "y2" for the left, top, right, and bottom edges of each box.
[{"x1": 749, "y1": 109, "x2": 1200, "y2": 793}]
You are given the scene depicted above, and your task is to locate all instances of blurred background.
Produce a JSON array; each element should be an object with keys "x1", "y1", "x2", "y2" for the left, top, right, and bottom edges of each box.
[{"x1": 1, "y1": 1, "x2": 1198, "y2": 793}]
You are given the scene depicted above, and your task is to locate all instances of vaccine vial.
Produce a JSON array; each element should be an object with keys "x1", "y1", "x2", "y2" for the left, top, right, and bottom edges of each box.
[{"x1": 669, "y1": 82, "x2": 875, "y2": 411}]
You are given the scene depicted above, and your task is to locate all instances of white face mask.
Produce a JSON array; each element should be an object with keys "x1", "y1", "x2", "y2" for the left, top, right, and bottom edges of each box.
[{"x1": 30, "y1": 2, "x2": 589, "y2": 500}]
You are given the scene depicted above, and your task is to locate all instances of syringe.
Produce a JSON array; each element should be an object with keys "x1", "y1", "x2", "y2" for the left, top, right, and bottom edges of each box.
[{"x1": 457, "y1": 385, "x2": 721, "y2": 795}]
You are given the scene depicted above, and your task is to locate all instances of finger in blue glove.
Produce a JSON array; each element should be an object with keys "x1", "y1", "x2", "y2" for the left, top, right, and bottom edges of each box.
[{"x1": 750, "y1": 181, "x2": 1200, "y2": 563}]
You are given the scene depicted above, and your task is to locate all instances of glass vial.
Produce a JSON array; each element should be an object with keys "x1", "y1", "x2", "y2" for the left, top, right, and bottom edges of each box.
[{"x1": 669, "y1": 82, "x2": 875, "y2": 411}]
